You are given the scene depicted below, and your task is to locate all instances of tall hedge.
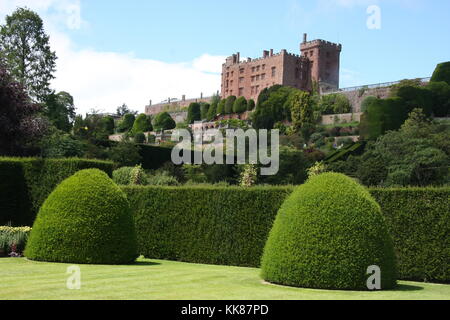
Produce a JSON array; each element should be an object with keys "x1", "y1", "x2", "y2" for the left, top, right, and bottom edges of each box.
[
  {"x1": 0, "y1": 157, "x2": 114, "y2": 226},
  {"x1": 124, "y1": 186, "x2": 292, "y2": 267},
  {"x1": 123, "y1": 185, "x2": 449, "y2": 283}
]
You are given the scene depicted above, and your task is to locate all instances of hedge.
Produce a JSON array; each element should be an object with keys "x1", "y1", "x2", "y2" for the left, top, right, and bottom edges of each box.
[
  {"x1": 123, "y1": 185, "x2": 450, "y2": 283},
  {"x1": 0, "y1": 157, "x2": 114, "y2": 226},
  {"x1": 124, "y1": 186, "x2": 292, "y2": 267},
  {"x1": 25, "y1": 169, "x2": 138, "y2": 264}
]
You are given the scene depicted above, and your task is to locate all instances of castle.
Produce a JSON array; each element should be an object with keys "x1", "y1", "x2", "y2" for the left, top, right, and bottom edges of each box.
[
  {"x1": 145, "y1": 34, "x2": 342, "y2": 116},
  {"x1": 221, "y1": 34, "x2": 342, "y2": 101}
]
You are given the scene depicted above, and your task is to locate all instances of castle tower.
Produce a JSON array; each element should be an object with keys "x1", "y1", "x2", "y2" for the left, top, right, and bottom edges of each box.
[{"x1": 300, "y1": 33, "x2": 342, "y2": 92}]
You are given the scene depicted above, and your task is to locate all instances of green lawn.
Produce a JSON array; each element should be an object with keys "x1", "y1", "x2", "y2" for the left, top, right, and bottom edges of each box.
[{"x1": 1, "y1": 257, "x2": 448, "y2": 300}]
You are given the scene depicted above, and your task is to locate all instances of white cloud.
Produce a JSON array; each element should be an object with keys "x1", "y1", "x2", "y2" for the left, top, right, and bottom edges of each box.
[{"x1": 0, "y1": 0, "x2": 224, "y2": 115}]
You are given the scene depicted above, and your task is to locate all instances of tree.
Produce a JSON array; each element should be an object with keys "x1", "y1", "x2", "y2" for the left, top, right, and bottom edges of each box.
[
  {"x1": 116, "y1": 104, "x2": 137, "y2": 117},
  {"x1": 131, "y1": 113, "x2": 152, "y2": 134},
  {"x1": 224, "y1": 96, "x2": 236, "y2": 114},
  {"x1": 153, "y1": 112, "x2": 176, "y2": 131},
  {"x1": 233, "y1": 96, "x2": 247, "y2": 114},
  {"x1": 0, "y1": 8, "x2": 57, "y2": 101},
  {"x1": 318, "y1": 93, "x2": 351, "y2": 115},
  {"x1": 101, "y1": 116, "x2": 115, "y2": 135},
  {"x1": 431, "y1": 61, "x2": 450, "y2": 85},
  {"x1": 0, "y1": 64, "x2": 47, "y2": 155},
  {"x1": 43, "y1": 91, "x2": 75, "y2": 132},
  {"x1": 118, "y1": 113, "x2": 136, "y2": 133},
  {"x1": 187, "y1": 102, "x2": 201, "y2": 124},
  {"x1": 134, "y1": 132, "x2": 146, "y2": 144},
  {"x1": 39, "y1": 127, "x2": 84, "y2": 158},
  {"x1": 217, "y1": 99, "x2": 226, "y2": 115},
  {"x1": 200, "y1": 103, "x2": 210, "y2": 120},
  {"x1": 252, "y1": 86, "x2": 295, "y2": 129},
  {"x1": 247, "y1": 99, "x2": 256, "y2": 111},
  {"x1": 108, "y1": 141, "x2": 142, "y2": 167},
  {"x1": 290, "y1": 91, "x2": 314, "y2": 132},
  {"x1": 427, "y1": 81, "x2": 450, "y2": 117},
  {"x1": 207, "y1": 101, "x2": 218, "y2": 121}
]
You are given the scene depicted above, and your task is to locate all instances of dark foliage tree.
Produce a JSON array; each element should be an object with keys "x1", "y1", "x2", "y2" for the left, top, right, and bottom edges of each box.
[
  {"x1": 187, "y1": 102, "x2": 201, "y2": 124},
  {"x1": 0, "y1": 64, "x2": 47, "y2": 155},
  {"x1": 233, "y1": 96, "x2": 247, "y2": 114},
  {"x1": 43, "y1": 91, "x2": 75, "y2": 132},
  {"x1": 153, "y1": 112, "x2": 176, "y2": 131},
  {"x1": 0, "y1": 8, "x2": 57, "y2": 101},
  {"x1": 131, "y1": 113, "x2": 152, "y2": 134},
  {"x1": 224, "y1": 96, "x2": 236, "y2": 114},
  {"x1": 200, "y1": 103, "x2": 210, "y2": 120},
  {"x1": 431, "y1": 61, "x2": 450, "y2": 85},
  {"x1": 118, "y1": 113, "x2": 136, "y2": 133}
]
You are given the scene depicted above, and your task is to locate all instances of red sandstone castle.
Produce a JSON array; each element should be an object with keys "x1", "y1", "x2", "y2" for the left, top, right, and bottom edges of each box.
[{"x1": 221, "y1": 34, "x2": 342, "y2": 101}]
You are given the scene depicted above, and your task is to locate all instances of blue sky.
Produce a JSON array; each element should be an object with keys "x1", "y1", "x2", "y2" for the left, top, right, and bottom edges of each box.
[{"x1": 1, "y1": 0, "x2": 449, "y2": 114}]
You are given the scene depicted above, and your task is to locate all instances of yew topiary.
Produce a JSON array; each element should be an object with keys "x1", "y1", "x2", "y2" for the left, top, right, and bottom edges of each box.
[
  {"x1": 261, "y1": 173, "x2": 397, "y2": 290},
  {"x1": 25, "y1": 169, "x2": 138, "y2": 264}
]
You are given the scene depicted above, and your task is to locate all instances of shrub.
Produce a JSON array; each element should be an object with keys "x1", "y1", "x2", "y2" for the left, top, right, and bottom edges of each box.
[
  {"x1": 260, "y1": 173, "x2": 397, "y2": 290},
  {"x1": 134, "y1": 132, "x2": 146, "y2": 144},
  {"x1": 112, "y1": 166, "x2": 135, "y2": 185},
  {"x1": 131, "y1": 114, "x2": 152, "y2": 134},
  {"x1": 25, "y1": 169, "x2": 138, "y2": 264},
  {"x1": 0, "y1": 157, "x2": 114, "y2": 226},
  {"x1": 431, "y1": 61, "x2": 450, "y2": 85},
  {"x1": 147, "y1": 171, "x2": 179, "y2": 186},
  {"x1": 153, "y1": 112, "x2": 176, "y2": 131},
  {"x1": 225, "y1": 96, "x2": 237, "y2": 114},
  {"x1": 233, "y1": 96, "x2": 248, "y2": 114},
  {"x1": 0, "y1": 226, "x2": 31, "y2": 256},
  {"x1": 187, "y1": 103, "x2": 201, "y2": 124},
  {"x1": 247, "y1": 99, "x2": 256, "y2": 111},
  {"x1": 361, "y1": 96, "x2": 377, "y2": 113}
]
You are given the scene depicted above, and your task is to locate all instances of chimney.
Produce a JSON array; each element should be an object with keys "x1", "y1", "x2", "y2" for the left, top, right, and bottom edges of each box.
[
  {"x1": 303, "y1": 33, "x2": 308, "y2": 43},
  {"x1": 149, "y1": 100, "x2": 152, "y2": 106},
  {"x1": 263, "y1": 50, "x2": 269, "y2": 58},
  {"x1": 182, "y1": 95, "x2": 186, "y2": 102},
  {"x1": 168, "y1": 98, "x2": 171, "y2": 103},
  {"x1": 237, "y1": 52, "x2": 240, "y2": 63},
  {"x1": 270, "y1": 49, "x2": 274, "y2": 56},
  {"x1": 200, "y1": 92, "x2": 203, "y2": 99}
]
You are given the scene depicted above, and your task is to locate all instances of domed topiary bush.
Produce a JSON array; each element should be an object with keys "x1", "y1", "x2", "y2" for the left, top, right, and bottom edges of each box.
[
  {"x1": 261, "y1": 173, "x2": 397, "y2": 290},
  {"x1": 25, "y1": 169, "x2": 138, "y2": 264}
]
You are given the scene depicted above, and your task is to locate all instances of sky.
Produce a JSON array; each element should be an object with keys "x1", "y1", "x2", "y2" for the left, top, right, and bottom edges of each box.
[{"x1": 0, "y1": 0, "x2": 449, "y2": 115}]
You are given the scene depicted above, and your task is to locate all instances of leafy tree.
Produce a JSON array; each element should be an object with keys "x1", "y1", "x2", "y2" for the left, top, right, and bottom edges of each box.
[
  {"x1": 108, "y1": 141, "x2": 142, "y2": 167},
  {"x1": 318, "y1": 93, "x2": 351, "y2": 115},
  {"x1": 101, "y1": 116, "x2": 115, "y2": 135},
  {"x1": 233, "y1": 96, "x2": 247, "y2": 114},
  {"x1": 187, "y1": 102, "x2": 201, "y2": 124},
  {"x1": 131, "y1": 113, "x2": 152, "y2": 134},
  {"x1": 216, "y1": 99, "x2": 226, "y2": 115},
  {"x1": 39, "y1": 127, "x2": 84, "y2": 158},
  {"x1": 43, "y1": 91, "x2": 75, "y2": 132},
  {"x1": 252, "y1": 86, "x2": 295, "y2": 129},
  {"x1": 118, "y1": 113, "x2": 136, "y2": 133},
  {"x1": 116, "y1": 104, "x2": 137, "y2": 117},
  {"x1": 247, "y1": 99, "x2": 256, "y2": 111},
  {"x1": 0, "y1": 8, "x2": 57, "y2": 101},
  {"x1": 224, "y1": 96, "x2": 236, "y2": 114},
  {"x1": 153, "y1": 112, "x2": 176, "y2": 131},
  {"x1": 291, "y1": 91, "x2": 314, "y2": 132},
  {"x1": 200, "y1": 103, "x2": 210, "y2": 120},
  {"x1": 360, "y1": 96, "x2": 377, "y2": 113},
  {"x1": 207, "y1": 101, "x2": 217, "y2": 121},
  {"x1": 427, "y1": 81, "x2": 450, "y2": 117},
  {"x1": 0, "y1": 64, "x2": 47, "y2": 155},
  {"x1": 431, "y1": 61, "x2": 450, "y2": 85}
]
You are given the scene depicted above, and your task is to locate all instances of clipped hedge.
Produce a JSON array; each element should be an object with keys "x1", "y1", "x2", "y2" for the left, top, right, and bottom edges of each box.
[
  {"x1": 0, "y1": 158, "x2": 114, "y2": 226},
  {"x1": 124, "y1": 186, "x2": 292, "y2": 267},
  {"x1": 123, "y1": 185, "x2": 449, "y2": 283},
  {"x1": 371, "y1": 188, "x2": 450, "y2": 283},
  {"x1": 25, "y1": 169, "x2": 138, "y2": 264},
  {"x1": 261, "y1": 173, "x2": 397, "y2": 290}
]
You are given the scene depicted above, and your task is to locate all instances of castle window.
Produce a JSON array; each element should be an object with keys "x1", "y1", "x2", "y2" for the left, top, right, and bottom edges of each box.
[
  {"x1": 252, "y1": 67, "x2": 256, "y2": 73},
  {"x1": 262, "y1": 64, "x2": 266, "y2": 70},
  {"x1": 239, "y1": 88, "x2": 244, "y2": 96},
  {"x1": 256, "y1": 75, "x2": 260, "y2": 81},
  {"x1": 240, "y1": 68, "x2": 244, "y2": 74},
  {"x1": 251, "y1": 76, "x2": 255, "y2": 82},
  {"x1": 310, "y1": 51, "x2": 313, "y2": 57},
  {"x1": 295, "y1": 68, "x2": 300, "y2": 79},
  {"x1": 239, "y1": 77, "x2": 244, "y2": 83},
  {"x1": 271, "y1": 67, "x2": 276, "y2": 77},
  {"x1": 261, "y1": 73, "x2": 266, "y2": 80},
  {"x1": 256, "y1": 66, "x2": 260, "y2": 72}
]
